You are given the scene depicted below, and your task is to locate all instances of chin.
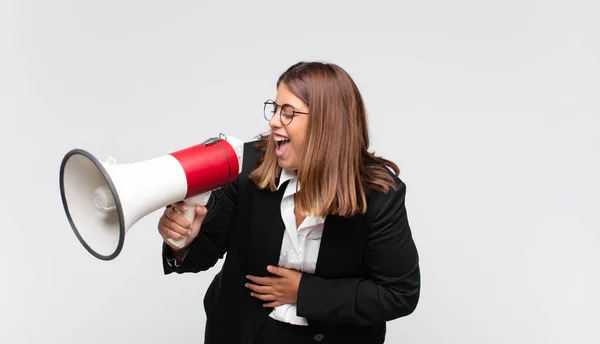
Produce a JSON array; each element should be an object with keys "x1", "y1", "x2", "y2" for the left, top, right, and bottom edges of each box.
[
  {"x1": 277, "y1": 160, "x2": 289, "y2": 169},
  {"x1": 277, "y1": 158, "x2": 297, "y2": 171}
]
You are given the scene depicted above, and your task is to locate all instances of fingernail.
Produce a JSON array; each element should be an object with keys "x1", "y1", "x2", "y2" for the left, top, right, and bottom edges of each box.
[
  {"x1": 182, "y1": 207, "x2": 188, "y2": 211},
  {"x1": 244, "y1": 283, "x2": 248, "y2": 288},
  {"x1": 267, "y1": 266, "x2": 273, "y2": 272}
]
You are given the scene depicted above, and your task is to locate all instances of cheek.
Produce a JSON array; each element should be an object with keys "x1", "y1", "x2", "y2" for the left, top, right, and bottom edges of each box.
[
  {"x1": 291, "y1": 138, "x2": 307, "y2": 160},
  {"x1": 292, "y1": 140, "x2": 303, "y2": 153},
  {"x1": 288, "y1": 122, "x2": 309, "y2": 156},
  {"x1": 295, "y1": 126, "x2": 309, "y2": 144}
]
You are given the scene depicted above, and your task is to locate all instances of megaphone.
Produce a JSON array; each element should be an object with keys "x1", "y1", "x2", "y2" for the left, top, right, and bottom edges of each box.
[{"x1": 59, "y1": 133, "x2": 244, "y2": 261}]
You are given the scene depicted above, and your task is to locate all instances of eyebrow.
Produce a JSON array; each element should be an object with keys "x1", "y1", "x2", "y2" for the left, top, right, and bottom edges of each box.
[{"x1": 274, "y1": 99, "x2": 308, "y2": 112}]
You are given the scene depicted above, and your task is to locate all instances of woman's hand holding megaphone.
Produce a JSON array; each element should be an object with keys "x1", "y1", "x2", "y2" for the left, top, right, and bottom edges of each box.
[{"x1": 158, "y1": 201, "x2": 208, "y2": 252}]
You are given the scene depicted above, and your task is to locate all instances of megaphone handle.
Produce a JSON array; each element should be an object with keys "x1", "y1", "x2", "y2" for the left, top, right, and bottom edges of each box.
[{"x1": 166, "y1": 191, "x2": 212, "y2": 248}]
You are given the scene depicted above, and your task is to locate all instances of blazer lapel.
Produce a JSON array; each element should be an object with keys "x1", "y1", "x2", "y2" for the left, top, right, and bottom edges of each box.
[
  {"x1": 246, "y1": 181, "x2": 289, "y2": 276},
  {"x1": 315, "y1": 214, "x2": 366, "y2": 279}
]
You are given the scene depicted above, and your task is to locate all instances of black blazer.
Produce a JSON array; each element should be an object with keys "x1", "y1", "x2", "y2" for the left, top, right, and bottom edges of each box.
[{"x1": 163, "y1": 141, "x2": 420, "y2": 344}]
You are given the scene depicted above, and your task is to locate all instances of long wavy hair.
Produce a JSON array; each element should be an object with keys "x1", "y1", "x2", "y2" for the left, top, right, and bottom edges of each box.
[{"x1": 249, "y1": 61, "x2": 400, "y2": 217}]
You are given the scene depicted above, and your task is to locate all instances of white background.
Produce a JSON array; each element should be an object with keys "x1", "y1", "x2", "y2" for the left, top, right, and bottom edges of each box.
[{"x1": 1, "y1": 1, "x2": 598, "y2": 343}]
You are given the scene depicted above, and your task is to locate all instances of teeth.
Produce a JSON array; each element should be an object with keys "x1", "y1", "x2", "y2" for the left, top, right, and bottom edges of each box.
[{"x1": 274, "y1": 135, "x2": 289, "y2": 142}]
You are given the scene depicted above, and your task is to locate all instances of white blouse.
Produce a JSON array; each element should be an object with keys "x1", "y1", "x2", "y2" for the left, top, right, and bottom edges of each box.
[{"x1": 269, "y1": 169, "x2": 325, "y2": 326}]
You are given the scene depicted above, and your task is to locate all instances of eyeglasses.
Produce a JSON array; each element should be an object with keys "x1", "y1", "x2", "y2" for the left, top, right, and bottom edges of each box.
[{"x1": 263, "y1": 99, "x2": 309, "y2": 126}]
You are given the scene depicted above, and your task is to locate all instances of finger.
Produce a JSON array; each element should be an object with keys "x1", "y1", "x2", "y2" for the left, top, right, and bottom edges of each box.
[
  {"x1": 246, "y1": 275, "x2": 279, "y2": 286},
  {"x1": 267, "y1": 265, "x2": 289, "y2": 277},
  {"x1": 262, "y1": 301, "x2": 284, "y2": 308},
  {"x1": 165, "y1": 209, "x2": 193, "y2": 233},
  {"x1": 168, "y1": 201, "x2": 187, "y2": 214},
  {"x1": 250, "y1": 292, "x2": 276, "y2": 301},
  {"x1": 158, "y1": 225, "x2": 183, "y2": 240},
  {"x1": 165, "y1": 217, "x2": 191, "y2": 236},
  {"x1": 159, "y1": 224, "x2": 186, "y2": 240},
  {"x1": 166, "y1": 208, "x2": 192, "y2": 229},
  {"x1": 245, "y1": 283, "x2": 273, "y2": 294},
  {"x1": 170, "y1": 202, "x2": 191, "y2": 216}
]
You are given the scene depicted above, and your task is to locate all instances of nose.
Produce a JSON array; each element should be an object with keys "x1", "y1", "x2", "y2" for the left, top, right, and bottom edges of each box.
[{"x1": 268, "y1": 108, "x2": 283, "y2": 129}]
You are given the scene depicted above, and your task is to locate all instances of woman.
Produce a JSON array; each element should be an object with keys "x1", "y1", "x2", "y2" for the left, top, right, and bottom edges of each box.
[{"x1": 158, "y1": 61, "x2": 420, "y2": 344}]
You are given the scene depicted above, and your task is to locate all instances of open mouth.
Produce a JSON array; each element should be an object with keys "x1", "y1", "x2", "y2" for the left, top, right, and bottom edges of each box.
[{"x1": 274, "y1": 135, "x2": 290, "y2": 156}]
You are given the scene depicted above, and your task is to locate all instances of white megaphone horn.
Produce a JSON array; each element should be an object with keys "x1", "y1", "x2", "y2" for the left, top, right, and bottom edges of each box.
[{"x1": 59, "y1": 133, "x2": 244, "y2": 261}]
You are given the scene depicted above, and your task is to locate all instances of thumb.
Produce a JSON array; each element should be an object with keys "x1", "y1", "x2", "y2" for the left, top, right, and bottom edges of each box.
[{"x1": 191, "y1": 206, "x2": 208, "y2": 229}]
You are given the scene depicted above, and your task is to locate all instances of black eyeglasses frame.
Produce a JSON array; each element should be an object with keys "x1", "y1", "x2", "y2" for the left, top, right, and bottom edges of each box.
[{"x1": 263, "y1": 99, "x2": 309, "y2": 126}]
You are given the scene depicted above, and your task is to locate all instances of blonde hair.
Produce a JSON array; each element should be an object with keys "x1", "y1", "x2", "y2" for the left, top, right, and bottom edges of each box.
[{"x1": 249, "y1": 61, "x2": 399, "y2": 218}]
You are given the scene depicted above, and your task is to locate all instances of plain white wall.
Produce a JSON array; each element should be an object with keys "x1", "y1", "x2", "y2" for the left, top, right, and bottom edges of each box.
[{"x1": 1, "y1": 0, "x2": 598, "y2": 343}]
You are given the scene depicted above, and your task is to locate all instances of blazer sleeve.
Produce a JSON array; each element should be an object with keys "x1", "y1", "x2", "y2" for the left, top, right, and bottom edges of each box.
[{"x1": 296, "y1": 180, "x2": 420, "y2": 325}]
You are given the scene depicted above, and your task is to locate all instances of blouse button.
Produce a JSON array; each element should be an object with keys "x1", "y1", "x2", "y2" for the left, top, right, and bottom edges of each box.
[{"x1": 313, "y1": 333, "x2": 325, "y2": 342}]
